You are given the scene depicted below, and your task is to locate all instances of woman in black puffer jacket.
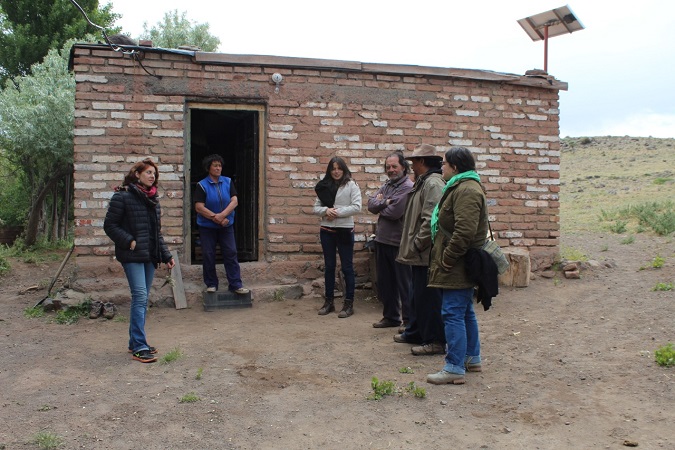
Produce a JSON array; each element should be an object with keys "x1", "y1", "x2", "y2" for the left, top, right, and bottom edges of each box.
[{"x1": 104, "y1": 158, "x2": 174, "y2": 363}]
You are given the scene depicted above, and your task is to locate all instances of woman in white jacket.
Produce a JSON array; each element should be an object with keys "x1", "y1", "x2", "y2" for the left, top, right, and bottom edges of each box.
[{"x1": 313, "y1": 156, "x2": 362, "y2": 318}]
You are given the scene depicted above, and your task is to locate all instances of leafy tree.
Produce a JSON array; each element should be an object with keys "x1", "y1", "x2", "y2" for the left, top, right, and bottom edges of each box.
[
  {"x1": 140, "y1": 10, "x2": 220, "y2": 51},
  {"x1": 0, "y1": 42, "x2": 75, "y2": 246},
  {"x1": 0, "y1": 0, "x2": 119, "y2": 85}
]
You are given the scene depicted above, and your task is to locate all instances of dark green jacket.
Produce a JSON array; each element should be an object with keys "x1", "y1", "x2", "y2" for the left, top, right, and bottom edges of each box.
[{"x1": 428, "y1": 178, "x2": 488, "y2": 289}]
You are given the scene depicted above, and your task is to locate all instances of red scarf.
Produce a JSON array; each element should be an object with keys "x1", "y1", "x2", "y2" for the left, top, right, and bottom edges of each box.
[{"x1": 135, "y1": 184, "x2": 157, "y2": 198}]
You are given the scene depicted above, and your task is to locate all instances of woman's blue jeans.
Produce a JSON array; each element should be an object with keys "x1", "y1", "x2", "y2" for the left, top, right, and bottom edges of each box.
[
  {"x1": 122, "y1": 262, "x2": 155, "y2": 353},
  {"x1": 441, "y1": 287, "x2": 481, "y2": 374},
  {"x1": 319, "y1": 227, "x2": 355, "y2": 300}
]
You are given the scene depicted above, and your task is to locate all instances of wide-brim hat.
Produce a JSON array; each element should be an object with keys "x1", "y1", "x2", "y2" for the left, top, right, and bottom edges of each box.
[{"x1": 406, "y1": 144, "x2": 442, "y2": 160}]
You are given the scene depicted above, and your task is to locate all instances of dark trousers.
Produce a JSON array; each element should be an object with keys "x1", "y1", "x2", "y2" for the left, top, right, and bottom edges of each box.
[
  {"x1": 404, "y1": 265, "x2": 445, "y2": 345},
  {"x1": 375, "y1": 242, "x2": 411, "y2": 322},
  {"x1": 320, "y1": 227, "x2": 355, "y2": 300},
  {"x1": 199, "y1": 225, "x2": 243, "y2": 291}
]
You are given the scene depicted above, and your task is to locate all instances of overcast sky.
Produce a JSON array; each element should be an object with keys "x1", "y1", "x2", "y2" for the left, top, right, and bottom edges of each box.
[{"x1": 106, "y1": 0, "x2": 675, "y2": 138}]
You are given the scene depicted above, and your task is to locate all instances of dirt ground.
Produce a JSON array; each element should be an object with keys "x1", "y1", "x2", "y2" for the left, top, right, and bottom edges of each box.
[{"x1": 0, "y1": 230, "x2": 674, "y2": 450}]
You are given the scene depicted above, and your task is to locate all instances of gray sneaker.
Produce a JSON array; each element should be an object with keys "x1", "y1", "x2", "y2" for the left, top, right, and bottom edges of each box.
[
  {"x1": 411, "y1": 342, "x2": 445, "y2": 356},
  {"x1": 427, "y1": 370, "x2": 465, "y2": 385}
]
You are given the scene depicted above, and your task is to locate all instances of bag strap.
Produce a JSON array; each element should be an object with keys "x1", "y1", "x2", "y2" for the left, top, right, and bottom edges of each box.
[{"x1": 481, "y1": 187, "x2": 495, "y2": 242}]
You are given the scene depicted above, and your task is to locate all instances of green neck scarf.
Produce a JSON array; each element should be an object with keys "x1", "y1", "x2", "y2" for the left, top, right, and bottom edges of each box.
[{"x1": 430, "y1": 171, "x2": 481, "y2": 241}]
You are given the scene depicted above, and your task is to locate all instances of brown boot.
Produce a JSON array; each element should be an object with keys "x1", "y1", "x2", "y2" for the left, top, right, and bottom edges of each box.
[
  {"x1": 338, "y1": 300, "x2": 354, "y2": 318},
  {"x1": 318, "y1": 299, "x2": 335, "y2": 315}
]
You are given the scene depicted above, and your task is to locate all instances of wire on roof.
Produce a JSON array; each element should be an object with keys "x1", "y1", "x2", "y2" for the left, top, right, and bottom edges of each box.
[{"x1": 68, "y1": 0, "x2": 161, "y2": 79}]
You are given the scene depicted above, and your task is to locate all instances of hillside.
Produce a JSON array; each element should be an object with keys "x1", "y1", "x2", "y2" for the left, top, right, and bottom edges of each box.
[{"x1": 560, "y1": 136, "x2": 675, "y2": 234}]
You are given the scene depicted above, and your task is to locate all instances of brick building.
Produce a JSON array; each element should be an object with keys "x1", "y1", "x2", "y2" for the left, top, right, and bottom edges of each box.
[{"x1": 69, "y1": 43, "x2": 564, "y2": 293}]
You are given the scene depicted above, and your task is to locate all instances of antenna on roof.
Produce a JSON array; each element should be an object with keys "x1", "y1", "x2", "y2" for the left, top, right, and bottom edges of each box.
[{"x1": 517, "y1": 4, "x2": 585, "y2": 73}]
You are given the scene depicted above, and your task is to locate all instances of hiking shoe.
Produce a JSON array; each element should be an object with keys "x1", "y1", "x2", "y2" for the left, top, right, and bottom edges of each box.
[
  {"x1": 465, "y1": 362, "x2": 482, "y2": 372},
  {"x1": 88, "y1": 300, "x2": 103, "y2": 319},
  {"x1": 128, "y1": 346, "x2": 158, "y2": 354},
  {"x1": 393, "y1": 333, "x2": 412, "y2": 344},
  {"x1": 397, "y1": 322, "x2": 408, "y2": 334},
  {"x1": 372, "y1": 318, "x2": 401, "y2": 328},
  {"x1": 337, "y1": 301, "x2": 353, "y2": 318},
  {"x1": 206, "y1": 286, "x2": 217, "y2": 293},
  {"x1": 427, "y1": 370, "x2": 465, "y2": 385},
  {"x1": 318, "y1": 300, "x2": 335, "y2": 315},
  {"x1": 411, "y1": 342, "x2": 445, "y2": 356},
  {"x1": 234, "y1": 287, "x2": 250, "y2": 295},
  {"x1": 102, "y1": 302, "x2": 116, "y2": 319},
  {"x1": 132, "y1": 350, "x2": 158, "y2": 363}
]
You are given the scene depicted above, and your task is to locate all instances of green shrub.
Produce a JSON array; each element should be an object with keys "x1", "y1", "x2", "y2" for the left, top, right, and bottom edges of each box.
[
  {"x1": 179, "y1": 392, "x2": 200, "y2": 403},
  {"x1": 53, "y1": 301, "x2": 91, "y2": 325},
  {"x1": 609, "y1": 220, "x2": 627, "y2": 234},
  {"x1": 160, "y1": 347, "x2": 183, "y2": 364},
  {"x1": 652, "y1": 282, "x2": 673, "y2": 292},
  {"x1": 33, "y1": 431, "x2": 63, "y2": 449},
  {"x1": 367, "y1": 377, "x2": 396, "y2": 400},
  {"x1": 654, "y1": 343, "x2": 675, "y2": 367},
  {"x1": 0, "y1": 253, "x2": 10, "y2": 276},
  {"x1": 620, "y1": 235, "x2": 635, "y2": 245}
]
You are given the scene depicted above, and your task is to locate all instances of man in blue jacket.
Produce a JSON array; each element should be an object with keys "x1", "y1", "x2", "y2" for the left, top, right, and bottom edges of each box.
[{"x1": 194, "y1": 154, "x2": 249, "y2": 294}]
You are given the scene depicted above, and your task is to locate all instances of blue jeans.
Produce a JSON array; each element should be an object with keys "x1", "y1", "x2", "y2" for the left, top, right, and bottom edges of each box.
[
  {"x1": 199, "y1": 225, "x2": 243, "y2": 291},
  {"x1": 441, "y1": 287, "x2": 481, "y2": 374},
  {"x1": 319, "y1": 227, "x2": 355, "y2": 300},
  {"x1": 122, "y1": 262, "x2": 155, "y2": 353}
]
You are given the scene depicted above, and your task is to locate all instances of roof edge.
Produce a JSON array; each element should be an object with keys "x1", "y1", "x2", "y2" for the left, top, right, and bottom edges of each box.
[{"x1": 70, "y1": 43, "x2": 567, "y2": 91}]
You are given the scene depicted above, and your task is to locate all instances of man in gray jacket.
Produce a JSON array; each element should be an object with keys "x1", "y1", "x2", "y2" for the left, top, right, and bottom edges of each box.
[
  {"x1": 368, "y1": 152, "x2": 414, "y2": 328},
  {"x1": 395, "y1": 144, "x2": 446, "y2": 355}
]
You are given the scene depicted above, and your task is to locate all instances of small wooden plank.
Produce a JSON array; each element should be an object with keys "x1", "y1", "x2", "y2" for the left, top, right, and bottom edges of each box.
[{"x1": 170, "y1": 250, "x2": 188, "y2": 310}]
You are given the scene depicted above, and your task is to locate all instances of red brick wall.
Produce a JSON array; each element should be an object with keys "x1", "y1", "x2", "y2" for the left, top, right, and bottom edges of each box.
[{"x1": 71, "y1": 45, "x2": 561, "y2": 281}]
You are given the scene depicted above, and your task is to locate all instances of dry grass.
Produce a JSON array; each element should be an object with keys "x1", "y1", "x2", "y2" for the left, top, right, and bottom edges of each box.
[{"x1": 560, "y1": 136, "x2": 675, "y2": 234}]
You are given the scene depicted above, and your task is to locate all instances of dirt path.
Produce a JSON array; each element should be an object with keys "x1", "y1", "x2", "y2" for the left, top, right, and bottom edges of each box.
[{"x1": 0, "y1": 231, "x2": 673, "y2": 449}]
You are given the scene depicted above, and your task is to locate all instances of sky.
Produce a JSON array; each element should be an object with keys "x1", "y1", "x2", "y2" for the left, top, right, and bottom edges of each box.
[{"x1": 106, "y1": 0, "x2": 675, "y2": 138}]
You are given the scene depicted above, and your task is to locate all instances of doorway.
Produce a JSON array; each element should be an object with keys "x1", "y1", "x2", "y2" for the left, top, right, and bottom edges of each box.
[{"x1": 187, "y1": 104, "x2": 263, "y2": 263}]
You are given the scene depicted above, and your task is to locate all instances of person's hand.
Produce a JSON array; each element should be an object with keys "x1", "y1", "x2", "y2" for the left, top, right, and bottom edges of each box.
[
  {"x1": 130, "y1": 240, "x2": 136, "y2": 250},
  {"x1": 376, "y1": 193, "x2": 384, "y2": 201},
  {"x1": 166, "y1": 258, "x2": 175, "y2": 269},
  {"x1": 325, "y1": 208, "x2": 338, "y2": 220},
  {"x1": 220, "y1": 217, "x2": 229, "y2": 227}
]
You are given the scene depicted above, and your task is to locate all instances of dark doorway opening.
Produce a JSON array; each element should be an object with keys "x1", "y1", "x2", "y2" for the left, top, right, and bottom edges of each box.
[{"x1": 189, "y1": 107, "x2": 259, "y2": 263}]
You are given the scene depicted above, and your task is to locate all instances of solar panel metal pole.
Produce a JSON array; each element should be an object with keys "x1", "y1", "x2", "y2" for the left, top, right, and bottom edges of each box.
[{"x1": 544, "y1": 25, "x2": 549, "y2": 72}]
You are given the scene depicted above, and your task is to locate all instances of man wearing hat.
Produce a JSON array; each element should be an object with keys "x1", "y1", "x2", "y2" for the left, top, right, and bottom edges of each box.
[{"x1": 394, "y1": 144, "x2": 447, "y2": 355}]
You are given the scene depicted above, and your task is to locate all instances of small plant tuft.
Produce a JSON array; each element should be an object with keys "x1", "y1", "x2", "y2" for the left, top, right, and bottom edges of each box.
[
  {"x1": 405, "y1": 381, "x2": 427, "y2": 398},
  {"x1": 609, "y1": 220, "x2": 627, "y2": 234},
  {"x1": 398, "y1": 367, "x2": 414, "y2": 374},
  {"x1": 0, "y1": 253, "x2": 10, "y2": 276},
  {"x1": 179, "y1": 392, "x2": 200, "y2": 403},
  {"x1": 33, "y1": 431, "x2": 63, "y2": 449},
  {"x1": 560, "y1": 244, "x2": 589, "y2": 262},
  {"x1": 196, "y1": 367, "x2": 203, "y2": 380},
  {"x1": 160, "y1": 347, "x2": 183, "y2": 364},
  {"x1": 24, "y1": 306, "x2": 45, "y2": 318},
  {"x1": 620, "y1": 235, "x2": 635, "y2": 245},
  {"x1": 367, "y1": 377, "x2": 397, "y2": 400},
  {"x1": 652, "y1": 282, "x2": 673, "y2": 292},
  {"x1": 651, "y1": 255, "x2": 665, "y2": 268},
  {"x1": 53, "y1": 301, "x2": 91, "y2": 325},
  {"x1": 273, "y1": 289, "x2": 284, "y2": 301},
  {"x1": 654, "y1": 343, "x2": 675, "y2": 367}
]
